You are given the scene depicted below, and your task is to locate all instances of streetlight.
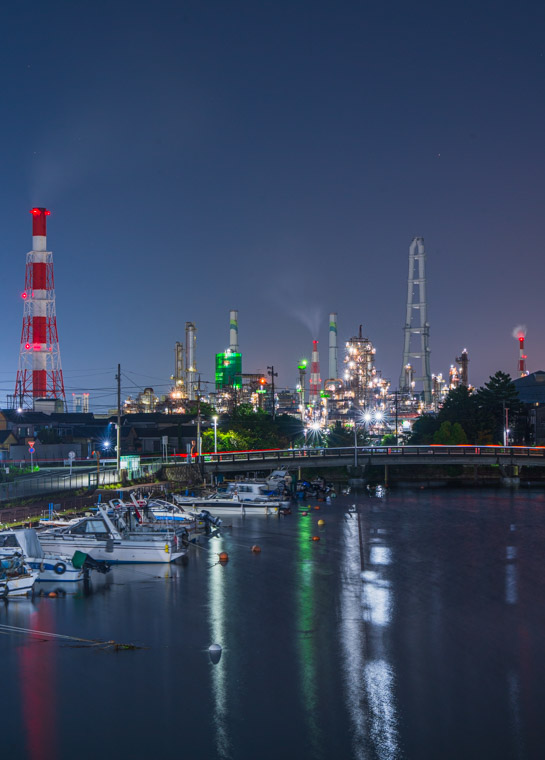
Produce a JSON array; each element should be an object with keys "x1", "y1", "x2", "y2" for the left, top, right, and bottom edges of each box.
[{"x1": 213, "y1": 415, "x2": 218, "y2": 454}]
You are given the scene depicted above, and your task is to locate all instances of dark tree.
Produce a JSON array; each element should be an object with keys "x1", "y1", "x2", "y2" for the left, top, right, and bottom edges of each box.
[
  {"x1": 437, "y1": 386, "x2": 478, "y2": 442},
  {"x1": 408, "y1": 414, "x2": 440, "y2": 444},
  {"x1": 476, "y1": 371, "x2": 523, "y2": 444}
]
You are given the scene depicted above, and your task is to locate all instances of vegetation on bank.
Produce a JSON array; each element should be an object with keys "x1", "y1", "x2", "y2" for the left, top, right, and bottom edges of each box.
[{"x1": 409, "y1": 371, "x2": 525, "y2": 445}]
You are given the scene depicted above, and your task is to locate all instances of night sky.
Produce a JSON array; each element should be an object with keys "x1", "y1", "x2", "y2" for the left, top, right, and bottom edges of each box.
[{"x1": 1, "y1": 1, "x2": 544, "y2": 411}]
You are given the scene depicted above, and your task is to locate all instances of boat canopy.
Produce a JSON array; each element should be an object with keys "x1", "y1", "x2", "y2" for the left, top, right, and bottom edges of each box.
[{"x1": 8, "y1": 529, "x2": 44, "y2": 559}]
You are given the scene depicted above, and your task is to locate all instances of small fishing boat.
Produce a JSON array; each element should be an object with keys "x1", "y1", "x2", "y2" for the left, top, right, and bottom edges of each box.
[
  {"x1": 0, "y1": 529, "x2": 108, "y2": 582},
  {"x1": 38, "y1": 504, "x2": 192, "y2": 564},
  {"x1": 109, "y1": 497, "x2": 195, "y2": 524},
  {"x1": 0, "y1": 554, "x2": 38, "y2": 597},
  {"x1": 173, "y1": 482, "x2": 291, "y2": 515}
]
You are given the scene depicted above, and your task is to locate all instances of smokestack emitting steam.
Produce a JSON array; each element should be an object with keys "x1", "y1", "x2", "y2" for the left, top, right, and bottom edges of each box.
[
  {"x1": 513, "y1": 325, "x2": 528, "y2": 377},
  {"x1": 229, "y1": 309, "x2": 239, "y2": 352},
  {"x1": 309, "y1": 340, "x2": 321, "y2": 405},
  {"x1": 328, "y1": 312, "x2": 338, "y2": 380}
]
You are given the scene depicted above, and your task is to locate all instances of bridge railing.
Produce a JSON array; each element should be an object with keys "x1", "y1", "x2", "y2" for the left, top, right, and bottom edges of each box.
[{"x1": 195, "y1": 445, "x2": 545, "y2": 466}]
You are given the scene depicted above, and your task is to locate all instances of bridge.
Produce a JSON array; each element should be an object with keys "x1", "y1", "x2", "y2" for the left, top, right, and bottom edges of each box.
[{"x1": 182, "y1": 445, "x2": 545, "y2": 474}]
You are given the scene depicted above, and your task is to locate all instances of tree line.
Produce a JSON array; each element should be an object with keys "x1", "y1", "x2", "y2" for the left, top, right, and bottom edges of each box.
[{"x1": 409, "y1": 371, "x2": 525, "y2": 445}]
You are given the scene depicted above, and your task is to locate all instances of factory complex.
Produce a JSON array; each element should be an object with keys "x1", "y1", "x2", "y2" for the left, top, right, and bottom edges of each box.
[{"x1": 4, "y1": 208, "x2": 534, "y2": 457}]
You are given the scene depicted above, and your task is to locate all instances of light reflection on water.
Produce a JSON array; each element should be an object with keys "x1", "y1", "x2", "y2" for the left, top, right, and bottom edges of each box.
[
  {"x1": 209, "y1": 537, "x2": 231, "y2": 759},
  {"x1": 1, "y1": 490, "x2": 545, "y2": 758},
  {"x1": 340, "y1": 507, "x2": 399, "y2": 759}
]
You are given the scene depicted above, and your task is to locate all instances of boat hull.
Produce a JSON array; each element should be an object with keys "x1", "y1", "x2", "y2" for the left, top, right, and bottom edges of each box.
[
  {"x1": 37, "y1": 536, "x2": 187, "y2": 564},
  {"x1": 2, "y1": 573, "x2": 37, "y2": 597}
]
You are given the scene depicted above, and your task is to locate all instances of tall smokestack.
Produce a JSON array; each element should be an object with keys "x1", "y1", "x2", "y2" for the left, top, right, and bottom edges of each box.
[
  {"x1": 309, "y1": 340, "x2": 321, "y2": 406},
  {"x1": 229, "y1": 309, "x2": 239, "y2": 352},
  {"x1": 14, "y1": 208, "x2": 66, "y2": 409},
  {"x1": 513, "y1": 325, "x2": 528, "y2": 377},
  {"x1": 185, "y1": 322, "x2": 197, "y2": 399},
  {"x1": 329, "y1": 312, "x2": 338, "y2": 380},
  {"x1": 518, "y1": 336, "x2": 527, "y2": 376}
]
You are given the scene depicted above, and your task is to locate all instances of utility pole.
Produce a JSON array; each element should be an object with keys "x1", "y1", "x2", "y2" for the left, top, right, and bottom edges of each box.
[
  {"x1": 196, "y1": 393, "x2": 202, "y2": 462},
  {"x1": 116, "y1": 364, "x2": 121, "y2": 472},
  {"x1": 267, "y1": 366, "x2": 278, "y2": 420},
  {"x1": 395, "y1": 390, "x2": 399, "y2": 446}
]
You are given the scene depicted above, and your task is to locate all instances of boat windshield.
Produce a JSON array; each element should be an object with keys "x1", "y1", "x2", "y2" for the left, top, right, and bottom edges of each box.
[
  {"x1": 70, "y1": 519, "x2": 111, "y2": 535},
  {"x1": 0, "y1": 534, "x2": 20, "y2": 548}
]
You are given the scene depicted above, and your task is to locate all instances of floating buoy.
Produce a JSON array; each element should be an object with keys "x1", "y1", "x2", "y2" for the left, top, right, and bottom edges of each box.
[
  {"x1": 251, "y1": 545, "x2": 261, "y2": 553},
  {"x1": 209, "y1": 643, "x2": 222, "y2": 664},
  {"x1": 312, "y1": 536, "x2": 321, "y2": 542},
  {"x1": 219, "y1": 552, "x2": 229, "y2": 563},
  {"x1": 314, "y1": 506, "x2": 320, "y2": 510},
  {"x1": 317, "y1": 519, "x2": 325, "y2": 526},
  {"x1": 48, "y1": 592, "x2": 57, "y2": 598}
]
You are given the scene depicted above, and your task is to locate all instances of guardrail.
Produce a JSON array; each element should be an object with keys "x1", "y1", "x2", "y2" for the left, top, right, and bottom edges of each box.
[
  {"x1": 180, "y1": 445, "x2": 545, "y2": 466},
  {"x1": 0, "y1": 462, "x2": 163, "y2": 503}
]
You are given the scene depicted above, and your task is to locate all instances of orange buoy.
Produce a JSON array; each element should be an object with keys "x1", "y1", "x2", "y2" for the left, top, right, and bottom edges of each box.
[
  {"x1": 312, "y1": 536, "x2": 320, "y2": 542},
  {"x1": 219, "y1": 552, "x2": 229, "y2": 563},
  {"x1": 251, "y1": 545, "x2": 261, "y2": 553},
  {"x1": 48, "y1": 592, "x2": 57, "y2": 598},
  {"x1": 301, "y1": 511, "x2": 308, "y2": 516},
  {"x1": 314, "y1": 506, "x2": 320, "y2": 510},
  {"x1": 317, "y1": 519, "x2": 325, "y2": 526}
]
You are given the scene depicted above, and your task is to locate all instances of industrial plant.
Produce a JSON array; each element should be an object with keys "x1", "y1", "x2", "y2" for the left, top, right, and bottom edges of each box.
[{"x1": 9, "y1": 211, "x2": 536, "y2": 451}]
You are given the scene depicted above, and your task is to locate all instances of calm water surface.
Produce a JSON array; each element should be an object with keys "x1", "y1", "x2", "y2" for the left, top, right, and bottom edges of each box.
[{"x1": 3, "y1": 488, "x2": 545, "y2": 760}]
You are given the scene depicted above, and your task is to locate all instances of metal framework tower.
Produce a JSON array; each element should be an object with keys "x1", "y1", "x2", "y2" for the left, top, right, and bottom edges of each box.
[
  {"x1": 400, "y1": 237, "x2": 431, "y2": 403},
  {"x1": 15, "y1": 208, "x2": 66, "y2": 409}
]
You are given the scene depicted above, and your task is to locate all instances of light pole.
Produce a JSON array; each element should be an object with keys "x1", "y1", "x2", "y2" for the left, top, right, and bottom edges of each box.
[{"x1": 213, "y1": 415, "x2": 218, "y2": 454}]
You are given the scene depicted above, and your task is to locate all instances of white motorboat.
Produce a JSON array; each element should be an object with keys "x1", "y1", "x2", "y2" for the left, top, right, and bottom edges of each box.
[
  {"x1": 0, "y1": 554, "x2": 38, "y2": 597},
  {"x1": 173, "y1": 482, "x2": 291, "y2": 515},
  {"x1": 38, "y1": 504, "x2": 190, "y2": 564},
  {"x1": 0, "y1": 528, "x2": 87, "y2": 582},
  {"x1": 109, "y1": 497, "x2": 195, "y2": 524}
]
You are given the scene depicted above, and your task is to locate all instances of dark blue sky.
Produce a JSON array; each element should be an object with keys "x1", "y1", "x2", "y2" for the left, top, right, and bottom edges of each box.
[{"x1": 1, "y1": 0, "x2": 544, "y2": 410}]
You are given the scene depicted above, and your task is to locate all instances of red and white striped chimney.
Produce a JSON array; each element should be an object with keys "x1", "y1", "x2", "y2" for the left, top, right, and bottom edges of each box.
[
  {"x1": 14, "y1": 208, "x2": 66, "y2": 408},
  {"x1": 309, "y1": 339, "x2": 321, "y2": 406},
  {"x1": 518, "y1": 335, "x2": 527, "y2": 377}
]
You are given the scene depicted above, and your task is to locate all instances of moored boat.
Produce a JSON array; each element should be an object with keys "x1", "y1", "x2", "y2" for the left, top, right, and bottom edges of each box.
[
  {"x1": 38, "y1": 504, "x2": 191, "y2": 564},
  {"x1": 0, "y1": 528, "x2": 91, "y2": 582},
  {"x1": 0, "y1": 554, "x2": 38, "y2": 597}
]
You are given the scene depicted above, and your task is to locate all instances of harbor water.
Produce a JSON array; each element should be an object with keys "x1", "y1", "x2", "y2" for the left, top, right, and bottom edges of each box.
[{"x1": 3, "y1": 488, "x2": 545, "y2": 759}]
